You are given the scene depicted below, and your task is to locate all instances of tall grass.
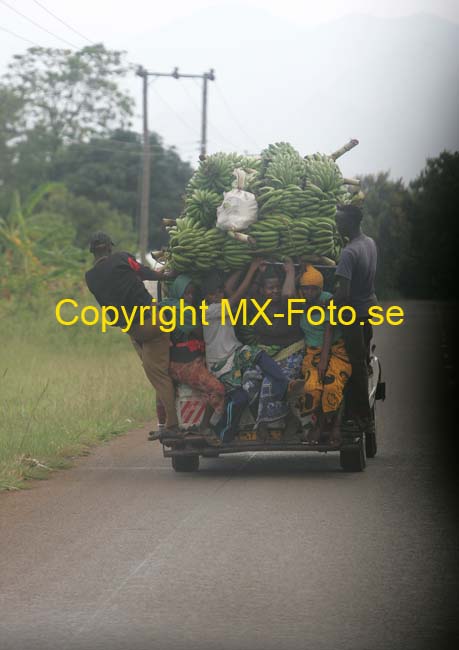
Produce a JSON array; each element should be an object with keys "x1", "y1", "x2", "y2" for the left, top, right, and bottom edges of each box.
[{"x1": 0, "y1": 299, "x2": 154, "y2": 490}]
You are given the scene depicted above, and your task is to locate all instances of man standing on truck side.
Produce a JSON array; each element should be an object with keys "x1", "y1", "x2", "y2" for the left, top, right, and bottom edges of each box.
[
  {"x1": 332, "y1": 205, "x2": 378, "y2": 432},
  {"x1": 85, "y1": 232, "x2": 179, "y2": 438}
]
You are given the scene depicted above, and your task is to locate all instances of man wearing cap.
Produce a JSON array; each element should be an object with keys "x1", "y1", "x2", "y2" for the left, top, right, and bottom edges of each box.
[
  {"x1": 333, "y1": 205, "x2": 378, "y2": 431},
  {"x1": 85, "y1": 232, "x2": 179, "y2": 437}
]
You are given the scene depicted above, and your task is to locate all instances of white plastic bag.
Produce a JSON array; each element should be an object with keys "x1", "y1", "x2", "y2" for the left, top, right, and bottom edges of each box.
[{"x1": 216, "y1": 169, "x2": 258, "y2": 232}]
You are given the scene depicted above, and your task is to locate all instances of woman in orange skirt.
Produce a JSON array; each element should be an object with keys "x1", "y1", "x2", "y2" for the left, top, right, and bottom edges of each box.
[{"x1": 294, "y1": 265, "x2": 352, "y2": 444}]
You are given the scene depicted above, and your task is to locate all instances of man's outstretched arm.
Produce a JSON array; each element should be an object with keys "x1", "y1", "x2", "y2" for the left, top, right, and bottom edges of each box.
[{"x1": 126, "y1": 254, "x2": 168, "y2": 281}]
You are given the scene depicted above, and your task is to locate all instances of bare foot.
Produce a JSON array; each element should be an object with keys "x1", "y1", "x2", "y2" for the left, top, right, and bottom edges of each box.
[{"x1": 287, "y1": 379, "x2": 304, "y2": 401}]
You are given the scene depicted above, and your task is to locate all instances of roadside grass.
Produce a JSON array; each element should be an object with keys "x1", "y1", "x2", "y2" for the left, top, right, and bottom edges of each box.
[{"x1": 0, "y1": 302, "x2": 154, "y2": 490}]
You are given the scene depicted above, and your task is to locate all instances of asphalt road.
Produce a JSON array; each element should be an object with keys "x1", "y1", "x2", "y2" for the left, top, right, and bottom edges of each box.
[{"x1": 1, "y1": 301, "x2": 457, "y2": 650}]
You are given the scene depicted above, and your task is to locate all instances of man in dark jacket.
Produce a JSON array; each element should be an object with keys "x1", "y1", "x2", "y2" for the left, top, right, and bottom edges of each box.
[
  {"x1": 85, "y1": 232, "x2": 179, "y2": 437},
  {"x1": 333, "y1": 205, "x2": 378, "y2": 431}
]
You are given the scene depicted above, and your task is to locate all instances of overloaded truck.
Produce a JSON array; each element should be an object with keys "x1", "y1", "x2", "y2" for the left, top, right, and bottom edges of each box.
[{"x1": 151, "y1": 140, "x2": 385, "y2": 473}]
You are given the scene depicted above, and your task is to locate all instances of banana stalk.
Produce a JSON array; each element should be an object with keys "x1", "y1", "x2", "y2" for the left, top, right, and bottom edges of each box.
[
  {"x1": 343, "y1": 177, "x2": 361, "y2": 187},
  {"x1": 330, "y1": 139, "x2": 359, "y2": 161},
  {"x1": 300, "y1": 255, "x2": 336, "y2": 266},
  {"x1": 151, "y1": 250, "x2": 166, "y2": 260},
  {"x1": 227, "y1": 230, "x2": 256, "y2": 246}
]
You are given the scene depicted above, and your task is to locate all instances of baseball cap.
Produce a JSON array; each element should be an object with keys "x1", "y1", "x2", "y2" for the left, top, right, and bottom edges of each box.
[{"x1": 89, "y1": 231, "x2": 115, "y2": 253}]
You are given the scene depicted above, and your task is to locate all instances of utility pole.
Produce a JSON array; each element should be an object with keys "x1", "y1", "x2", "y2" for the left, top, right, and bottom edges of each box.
[
  {"x1": 137, "y1": 66, "x2": 150, "y2": 263},
  {"x1": 200, "y1": 69, "x2": 215, "y2": 157},
  {"x1": 172, "y1": 67, "x2": 215, "y2": 157},
  {"x1": 136, "y1": 66, "x2": 215, "y2": 261}
]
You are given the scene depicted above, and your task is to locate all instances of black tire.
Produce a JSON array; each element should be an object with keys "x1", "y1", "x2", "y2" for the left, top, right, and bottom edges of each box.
[
  {"x1": 172, "y1": 455, "x2": 200, "y2": 472},
  {"x1": 365, "y1": 406, "x2": 377, "y2": 459},
  {"x1": 340, "y1": 436, "x2": 366, "y2": 472}
]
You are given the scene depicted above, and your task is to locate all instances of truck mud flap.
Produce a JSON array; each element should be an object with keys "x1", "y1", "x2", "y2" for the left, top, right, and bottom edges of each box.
[
  {"x1": 375, "y1": 358, "x2": 385, "y2": 400},
  {"x1": 375, "y1": 381, "x2": 386, "y2": 401}
]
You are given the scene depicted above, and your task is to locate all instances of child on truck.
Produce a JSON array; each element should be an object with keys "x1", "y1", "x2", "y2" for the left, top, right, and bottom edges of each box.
[
  {"x1": 201, "y1": 260, "x2": 293, "y2": 442},
  {"x1": 292, "y1": 265, "x2": 352, "y2": 445}
]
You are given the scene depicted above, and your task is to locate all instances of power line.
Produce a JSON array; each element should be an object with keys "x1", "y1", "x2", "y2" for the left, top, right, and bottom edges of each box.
[
  {"x1": 178, "y1": 79, "x2": 202, "y2": 113},
  {"x1": 150, "y1": 83, "x2": 198, "y2": 134},
  {"x1": 181, "y1": 79, "x2": 240, "y2": 150},
  {"x1": 213, "y1": 81, "x2": 260, "y2": 150},
  {"x1": 0, "y1": 0, "x2": 79, "y2": 48},
  {"x1": 30, "y1": 0, "x2": 94, "y2": 45},
  {"x1": 0, "y1": 24, "x2": 43, "y2": 47}
]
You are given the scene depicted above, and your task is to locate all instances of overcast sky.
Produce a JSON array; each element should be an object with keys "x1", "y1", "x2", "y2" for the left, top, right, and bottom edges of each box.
[
  {"x1": 2, "y1": 0, "x2": 458, "y2": 39},
  {"x1": 1, "y1": 1, "x2": 458, "y2": 180}
]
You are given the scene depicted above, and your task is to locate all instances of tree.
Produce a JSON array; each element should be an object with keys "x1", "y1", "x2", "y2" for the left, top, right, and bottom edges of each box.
[
  {"x1": 51, "y1": 130, "x2": 193, "y2": 248},
  {"x1": 401, "y1": 151, "x2": 459, "y2": 299},
  {"x1": 1, "y1": 45, "x2": 135, "y2": 195},
  {"x1": 37, "y1": 189, "x2": 137, "y2": 251},
  {"x1": 3, "y1": 44, "x2": 134, "y2": 146},
  {"x1": 0, "y1": 86, "x2": 24, "y2": 191},
  {"x1": 359, "y1": 172, "x2": 411, "y2": 297},
  {"x1": 51, "y1": 130, "x2": 141, "y2": 220}
]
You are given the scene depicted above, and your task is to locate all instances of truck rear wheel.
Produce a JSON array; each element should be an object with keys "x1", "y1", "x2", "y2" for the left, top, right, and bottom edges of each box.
[
  {"x1": 172, "y1": 455, "x2": 200, "y2": 472},
  {"x1": 340, "y1": 436, "x2": 366, "y2": 472}
]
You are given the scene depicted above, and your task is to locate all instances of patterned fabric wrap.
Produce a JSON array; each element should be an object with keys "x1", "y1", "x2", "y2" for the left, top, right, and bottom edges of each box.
[
  {"x1": 209, "y1": 345, "x2": 261, "y2": 392},
  {"x1": 300, "y1": 338, "x2": 352, "y2": 414},
  {"x1": 244, "y1": 346, "x2": 304, "y2": 425},
  {"x1": 169, "y1": 356, "x2": 225, "y2": 415}
]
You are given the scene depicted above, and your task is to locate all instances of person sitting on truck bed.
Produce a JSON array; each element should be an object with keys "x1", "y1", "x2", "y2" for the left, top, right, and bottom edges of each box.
[
  {"x1": 160, "y1": 274, "x2": 225, "y2": 445},
  {"x1": 291, "y1": 265, "x2": 352, "y2": 445},
  {"x1": 202, "y1": 261, "x2": 294, "y2": 442},
  {"x1": 247, "y1": 258, "x2": 304, "y2": 436},
  {"x1": 333, "y1": 204, "x2": 377, "y2": 433}
]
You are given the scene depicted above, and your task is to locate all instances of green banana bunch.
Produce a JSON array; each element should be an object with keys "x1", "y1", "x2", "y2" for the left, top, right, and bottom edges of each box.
[
  {"x1": 265, "y1": 151, "x2": 306, "y2": 189},
  {"x1": 260, "y1": 142, "x2": 300, "y2": 177},
  {"x1": 186, "y1": 153, "x2": 237, "y2": 195},
  {"x1": 279, "y1": 216, "x2": 323, "y2": 258},
  {"x1": 248, "y1": 234, "x2": 279, "y2": 252},
  {"x1": 257, "y1": 183, "x2": 337, "y2": 221},
  {"x1": 193, "y1": 227, "x2": 227, "y2": 270},
  {"x1": 168, "y1": 143, "x2": 358, "y2": 271},
  {"x1": 304, "y1": 153, "x2": 344, "y2": 197},
  {"x1": 249, "y1": 213, "x2": 293, "y2": 251},
  {"x1": 186, "y1": 153, "x2": 262, "y2": 196},
  {"x1": 238, "y1": 155, "x2": 262, "y2": 173},
  {"x1": 167, "y1": 215, "x2": 198, "y2": 247},
  {"x1": 309, "y1": 217, "x2": 337, "y2": 259},
  {"x1": 167, "y1": 219, "x2": 227, "y2": 273},
  {"x1": 223, "y1": 237, "x2": 253, "y2": 270},
  {"x1": 290, "y1": 218, "x2": 316, "y2": 256},
  {"x1": 257, "y1": 184, "x2": 305, "y2": 218},
  {"x1": 184, "y1": 189, "x2": 221, "y2": 228},
  {"x1": 168, "y1": 221, "x2": 207, "y2": 273}
]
